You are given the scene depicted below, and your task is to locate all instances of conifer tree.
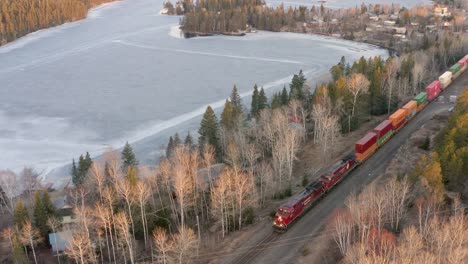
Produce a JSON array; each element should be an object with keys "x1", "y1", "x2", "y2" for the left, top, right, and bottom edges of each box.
[
  {"x1": 281, "y1": 86, "x2": 289, "y2": 105},
  {"x1": 271, "y1": 93, "x2": 282, "y2": 109},
  {"x1": 174, "y1": 133, "x2": 181, "y2": 146},
  {"x1": 251, "y1": 84, "x2": 260, "y2": 117},
  {"x1": 33, "y1": 191, "x2": 55, "y2": 239},
  {"x1": 259, "y1": 87, "x2": 268, "y2": 111},
  {"x1": 121, "y1": 142, "x2": 138, "y2": 172},
  {"x1": 166, "y1": 136, "x2": 174, "y2": 158},
  {"x1": 289, "y1": 70, "x2": 306, "y2": 100},
  {"x1": 198, "y1": 106, "x2": 221, "y2": 160},
  {"x1": 230, "y1": 85, "x2": 243, "y2": 118},
  {"x1": 71, "y1": 159, "x2": 78, "y2": 185},
  {"x1": 14, "y1": 200, "x2": 29, "y2": 228},
  {"x1": 221, "y1": 99, "x2": 235, "y2": 129},
  {"x1": 184, "y1": 132, "x2": 194, "y2": 148}
]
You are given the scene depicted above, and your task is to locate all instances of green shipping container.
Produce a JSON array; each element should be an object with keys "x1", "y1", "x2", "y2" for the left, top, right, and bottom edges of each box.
[
  {"x1": 449, "y1": 63, "x2": 461, "y2": 75},
  {"x1": 377, "y1": 130, "x2": 393, "y2": 146},
  {"x1": 413, "y1": 92, "x2": 427, "y2": 106}
]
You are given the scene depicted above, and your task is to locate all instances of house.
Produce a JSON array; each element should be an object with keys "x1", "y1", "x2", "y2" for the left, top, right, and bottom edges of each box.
[
  {"x1": 53, "y1": 196, "x2": 80, "y2": 228},
  {"x1": 49, "y1": 230, "x2": 73, "y2": 253},
  {"x1": 384, "y1": 21, "x2": 396, "y2": 27},
  {"x1": 434, "y1": 5, "x2": 450, "y2": 17}
]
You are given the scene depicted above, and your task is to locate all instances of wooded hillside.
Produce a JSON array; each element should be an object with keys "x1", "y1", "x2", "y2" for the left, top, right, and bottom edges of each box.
[{"x1": 0, "y1": 0, "x2": 115, "y2": 44}]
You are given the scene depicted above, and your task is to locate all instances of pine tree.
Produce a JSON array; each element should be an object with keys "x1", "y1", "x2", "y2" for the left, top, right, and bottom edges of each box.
[
  {"x1": 14, "y1": 200, "x2": 29, "y2": 228},
  {"x1": 174, "y1": 133, "x2": 181, "y2": 146},
  {"x1": 289, "y1": 70, "x2": 306, "y2": 100},
  {"x1": 166, "y1": 136, "x2": 174, "y2": 158},
  {"x1": 33, "y1": 191, "x2": 55, "y2": 239},
  {"x1": 121, "y1": 142, "x2": 138, "y2": 172},
  {"x1": 251, "y1": 84, "x2": 260, "y2": 117},
  {"x1": 198, "y1": 106, "x2": 221, "y2": 160},
  {"x1": 71, "y1": 159, "x2": 78, "y2": 185},
  {"x1": 230, "y1": 85, "x2": 243, "y2": 118},
  {"x1": 221, "y1": 99, "x2": 234, "y2": 130},
  {"x1": 84, "y1": 152, "x2": 92, "y2": 170},
  {"x1": 281, "y1": 86, "x2": 289, "y2": 105},
  {"x1": 259, "y1": 87, "x2": 268, "y2": 111},
  {"x1": 184, "y1": 132, "x2": 194, "y2": 148},
  {"x1": 271, "y1": 93, "x2": 282, "y2": 109}
]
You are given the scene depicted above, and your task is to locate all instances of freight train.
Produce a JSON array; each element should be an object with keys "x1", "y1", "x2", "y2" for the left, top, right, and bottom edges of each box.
[{"x1": 273, "y1": 54, "x2": 468, "y2": 232}]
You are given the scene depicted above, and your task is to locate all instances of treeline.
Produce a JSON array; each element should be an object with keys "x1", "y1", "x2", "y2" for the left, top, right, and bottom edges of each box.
[
  {"x1": 435, "y1": 89, "x2": 468, "y2": 191},
  {"x1": 0, "y1": 0, "x2": 115, "y2": 44}
]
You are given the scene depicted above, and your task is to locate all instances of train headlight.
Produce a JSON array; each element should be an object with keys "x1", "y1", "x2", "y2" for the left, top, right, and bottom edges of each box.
[{"x1": 278, "y1": 216, "x2": 282, "y2": 222}]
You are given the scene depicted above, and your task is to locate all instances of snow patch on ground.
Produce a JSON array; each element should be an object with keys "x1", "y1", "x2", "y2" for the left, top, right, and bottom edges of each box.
[
  {"x1": 169, "y1": 25, "x2": 183, "y2": 39},
  {"x1": 87, "y1": 1, "x2": 123, "y2": 19}
]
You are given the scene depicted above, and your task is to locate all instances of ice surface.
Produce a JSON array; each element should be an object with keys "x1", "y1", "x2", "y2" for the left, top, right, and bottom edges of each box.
[{"x1": 0, "y1": 0, "x2": 395, "y2": 185}]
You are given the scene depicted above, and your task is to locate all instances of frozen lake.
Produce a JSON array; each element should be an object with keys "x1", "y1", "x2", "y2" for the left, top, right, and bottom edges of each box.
[{"x1": 0, "y1": 0, "x2": 420, "y2": 184}]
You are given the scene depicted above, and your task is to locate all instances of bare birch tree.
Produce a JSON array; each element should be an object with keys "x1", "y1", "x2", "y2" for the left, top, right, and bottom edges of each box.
[
  {"x1": 47, "y1": 217, "x2": 62, "y2": 264},
  {"x1": 347, "y1": 73, "x2": 370, "y2": 117},
  {"x1": 153, "y1": 228, "x2": 174, "y2": 264},
  {"x1": 19, "y1": 221, "x2": 41, "y2": 264},
  {"x1": 115, "y1": 212, "x2": 135, "y2": 264},
  {"x1": 173, "y1": 226, "x2": 198, "y2": 264}
]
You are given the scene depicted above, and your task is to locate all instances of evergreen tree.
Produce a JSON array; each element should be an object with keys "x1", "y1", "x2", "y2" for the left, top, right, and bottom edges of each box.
[
  {"x1": 166, "y1": 136, "x2": 174, "y2": 158},
  {"x1": 271, "y1": 93, "x2": 282, "y2": 109},
  {"x1": 230, "y1": 85, "x2": 243, "y2": 118},
  {"x1": 251, "y1": 84, "x2": 260, "y2": 117},
  {"x1": 84, "y1": 152, "x2": 92, "y2": 170},
  {"x1": 281, "y1": 86, "x2": 289, "y2": 105},
  {"x1": 259, "y1": 87, "x2": 268, "y2": 111},
  {"x1": 33, "y1": 191, "x2": 55, "y2": 239},
  {"x1": 221, "y1": 99, "x2": 235, "y2": 130},
  {"x1": 173, "y1": 133, "x2": 181, "y2": 146},
  {"x1": 289, "y1": 70, "x2": 306, "y2": 100},
  {"x1": 71, "y1": 159, "x2": 78, "y2": 185},
  {"x1": 198, "y1": 106, "x2": 221, "y2": 160},
  {"x1": 14, "y1": 200, "x2": 29, "y2": 228},
  {"x1": 184, "y1": 132, "x2": 194, "y2": 148},
  {"x1": 121, "y1": 142, "x2": 138, "y2": 172}
]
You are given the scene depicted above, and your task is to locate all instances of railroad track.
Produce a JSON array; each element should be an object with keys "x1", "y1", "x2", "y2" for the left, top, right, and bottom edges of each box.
[{"x1": 230, "y1": 232, "x2": 279, "y2": 264}]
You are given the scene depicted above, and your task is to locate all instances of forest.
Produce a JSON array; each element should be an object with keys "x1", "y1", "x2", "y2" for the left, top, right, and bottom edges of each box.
[
  {"x1": 0, "y1": 26, "x2": 466, "y2": 263},
  {"x1": 0, "y1": 0, "x2": 115, "y2": 44}
]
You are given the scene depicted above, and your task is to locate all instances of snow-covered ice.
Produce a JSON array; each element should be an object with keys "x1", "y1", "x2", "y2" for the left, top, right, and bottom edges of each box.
[{"x1": 0, "y1": 0, "x2": 396, "y2": 186}]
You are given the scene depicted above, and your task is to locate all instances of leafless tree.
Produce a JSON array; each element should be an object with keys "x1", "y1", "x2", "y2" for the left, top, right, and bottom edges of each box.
[
  {"x1": 211, "y1": 170, "x2": 229, "y2": 238},
  {"x1": 115, "y1": 212, "x2": 135, "y2": 264},
  {"x1": 330, "y1": 209, "x2": 354, "y2": 256},
  {"x1": 18, "y1": 221, "x2": 42, "y2": 264},
  {"x1": 20, "y1": 167, "x2": 40, "y2": 204},
  {"x1": 384, "y1": 177, "x2": 409, "y2": 231},
  {"x1": 116, "y1": 178, "x2": 136, "y2": 240},
  {"x1": 94, "y1": 203, "x2": 116, "y2": 263},
  {"x1": 232, "y1": 171, "x2": 255, "y2": 229},
  {"x1": 135, "y1": 181, "x2": 151, "y2": 247},
  {"x1": 0, "y1": 169, "x2": 20, "y2": 214},
  {"x1": 153, "y1": 228, "x2": 174, "y2": 264},
  {"x1": 173, "y1": 226, "x2": 198, "y2": 264},
  {"x1": 65, "y1": 231, "x2": 95, "y2": 264},
  {"x1": 347, "y1": 73, "x2": 370, "y2": 117}
]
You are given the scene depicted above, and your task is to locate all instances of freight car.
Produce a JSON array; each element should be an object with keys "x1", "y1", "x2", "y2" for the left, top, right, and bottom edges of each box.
[{"x1": 273, "y1": 54, "x2": 467, "y2": 232}]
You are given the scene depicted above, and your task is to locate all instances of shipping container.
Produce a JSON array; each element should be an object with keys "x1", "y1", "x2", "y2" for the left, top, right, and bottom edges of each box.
[
  {"x1": 413, "y1": 92, "x2": 428, "y2": 106},
  {"x1": 458, "y1": 57, "x2": 468, "y2": 67},
  {"x1": 439, "y1": 71, "x2": 452, "y2": 89},
  {"x1": 356, "y1": 143, "x2": 378, "y2": 162},
  {"x1": 425, "y1": 81, "x2": 441, "y2": 101},
  {"x1": 373, "y1": 120, "x2": 393, "y2": 146},
  {"x1": 389, "y1": 109, "x2": 407, "y2": 130},
  {"x1": 402, "y1": 100, "x2": 418, "y2": 120},
  {"x1": 450, "y1": 63, "x2": 462, "y2": 80},
  {"x1": 355, "y1": 132, "x2": 377, "y2": 154},
  {"x1": 355, "y1": 132, "x2": 378, "y2": 162}
]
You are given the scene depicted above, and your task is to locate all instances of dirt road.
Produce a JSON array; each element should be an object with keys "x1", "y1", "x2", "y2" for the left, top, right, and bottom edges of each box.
[{"x1": 225, "y1": 72, "x2": 467, "y2": 264}]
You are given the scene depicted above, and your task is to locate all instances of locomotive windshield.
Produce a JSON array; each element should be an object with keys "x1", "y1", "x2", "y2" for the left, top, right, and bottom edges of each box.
[{"x1": 277, "y1": 208, "x2": 290, "y2": 216}]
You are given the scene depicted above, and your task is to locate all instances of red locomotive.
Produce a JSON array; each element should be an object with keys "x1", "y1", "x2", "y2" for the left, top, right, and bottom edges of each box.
[
  {"x1": 319, "y1": 155, "x2": 356, "y2": 191},
  {"x1": 273, "y1": 181, "x2": 325, "y2": 231}
]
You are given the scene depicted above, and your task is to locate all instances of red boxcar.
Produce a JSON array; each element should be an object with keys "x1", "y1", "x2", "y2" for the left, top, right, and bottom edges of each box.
[
  {"x1": 425, "y1": 80, "x2": 441, "y2": 101},
  {"x1": 458, "y1": 57, "x2": 468, "y2": 67},
  {"x1": 355, "y1": 132, "x2": 377, "y2": 153},
  {"x1": 373, "y1": 120, "x2": 392, "y2": 139},
  {"x1": 319, "y1": 155, "x2": 356, "y2": 190},
  {"x1": 273, "y1": 181, "x2": 324, "y2": 231}
]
